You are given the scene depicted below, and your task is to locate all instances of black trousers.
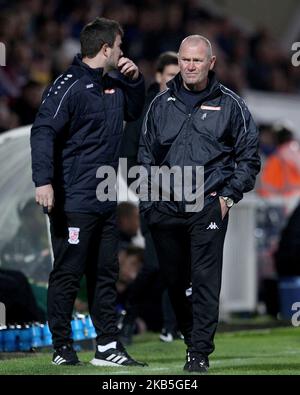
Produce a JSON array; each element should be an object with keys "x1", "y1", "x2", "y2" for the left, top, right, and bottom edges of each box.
[
  {"x1": 146, "y1": 198, "x2": 228, "y2": 356},
  {"x1": 47, "y1": 209, "x2": 119, "y2": 349}
]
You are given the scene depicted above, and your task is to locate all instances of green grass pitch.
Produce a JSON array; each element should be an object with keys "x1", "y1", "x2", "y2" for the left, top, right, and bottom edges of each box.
[{"x1": 1, "y1": 327, "x2": 300, "y2": 375}]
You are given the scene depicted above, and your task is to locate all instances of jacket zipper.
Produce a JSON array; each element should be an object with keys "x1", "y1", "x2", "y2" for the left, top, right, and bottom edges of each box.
[
  {"x1": 181, "y1": 102, "x2": 204, "y2": 211},
  {"x1": 181, "y1": 112, "x2": 192, "y2": 211}
]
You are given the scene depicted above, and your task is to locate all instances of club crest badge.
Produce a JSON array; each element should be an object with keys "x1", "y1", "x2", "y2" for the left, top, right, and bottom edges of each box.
[{"x1": 68, "y1": 227, "x2": 80, "y2": 244}]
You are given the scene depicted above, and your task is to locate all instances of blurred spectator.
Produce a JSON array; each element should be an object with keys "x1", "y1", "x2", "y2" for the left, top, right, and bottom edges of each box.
[
  {"x1": 256, "y1": 123, "x2": 300, "y2": 315},
  {"x1": 1, "y1": 0, "x2": 299, "y2": 132},
  {"x1": 0, "y1": 97, "x2": 19, "y2": 133},
  {"x1": 0, "y1": 268, "x2": 46, "y2": 324},
  {"x1": 117, "y1": 246, "x2": 144, "y2": 295},
  {"x1": 258, "y1": 123, "x2": 300, "y2": 206},
  {"x1": 116, "y1": 199, "x2": 181, "y2": 343},
  {"x1": 120, "y1": 50, "x2": 179, "y2": 170},
  {"x1": 258, "y1": 123, "x2": 277, "y2": 160},
  {"x1": 117, "y1": 202, "x2": 140, "y2": 250},
  {"x1": 117, "y1": 244, "x2": 165, "y2": 336},
  {"x1": 257, "y1": 200, "x2": 300, "y2": 316},
  {"x1": 12, "y1": 81, "x2": 44, "y2": 125},
  {"x1": 119, "y1": 53, "x2": 181, "y2": 344}
]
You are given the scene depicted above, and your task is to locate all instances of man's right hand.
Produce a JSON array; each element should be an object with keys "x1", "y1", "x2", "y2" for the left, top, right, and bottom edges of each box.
[{"x1": 35, "y1": 184, "x2": 55, "y2": 213}]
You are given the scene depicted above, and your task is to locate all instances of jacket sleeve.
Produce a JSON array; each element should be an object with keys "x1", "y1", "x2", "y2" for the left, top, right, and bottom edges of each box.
[
  {"x1": 117, "y1": 72, "x2": 145, "y2": 122},
  {"x1": 219, "y1": 99, "x2": 261, "y2": 203},
  {"x1": 121, "y1": 87, "x2": 159, "y2": 166},
  {"x1": 30, "y1": 84, "x2": 71, "y2": 187},
  {"x1": 137, "y1": 102, "x2": 158, "y2": 213}
]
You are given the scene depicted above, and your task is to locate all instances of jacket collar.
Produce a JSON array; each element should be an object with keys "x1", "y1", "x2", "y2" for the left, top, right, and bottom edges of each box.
[
  {"x1": 72, "y1": 54, "x2": 104, "y2": 82},
  {"x1": 167, "y1": 70, "x2": 221, "y2": 101}
]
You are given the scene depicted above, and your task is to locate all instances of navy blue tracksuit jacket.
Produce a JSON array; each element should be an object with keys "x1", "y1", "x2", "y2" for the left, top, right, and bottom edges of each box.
[{"x1": 31, "y1": 55, "x2": 145, "y2": 213}]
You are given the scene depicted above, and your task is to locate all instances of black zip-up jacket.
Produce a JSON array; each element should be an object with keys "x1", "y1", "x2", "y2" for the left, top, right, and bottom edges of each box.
[
  {"x1": 120, "y1": 82, "x2": 160, "y2": 170},
  {"x1": 31, "y1": 55, "x2": 145, "y2": 214},
  {"x1": 138, "y1": 71, "x2": 261, "y2": 215}
]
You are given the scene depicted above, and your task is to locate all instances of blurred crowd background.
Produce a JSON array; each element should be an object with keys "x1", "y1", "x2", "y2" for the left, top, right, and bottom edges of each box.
[
  {"x1": 1, "y1": 0, "x2": 300, "y2": 132},
  {"x1": 1, "y1": 0, "x2": 300, "y2": 341}
]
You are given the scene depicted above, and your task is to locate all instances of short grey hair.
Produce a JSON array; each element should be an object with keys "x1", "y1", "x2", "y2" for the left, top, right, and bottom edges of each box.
[{"x1": 179, "y1": 35, "x2": 213, "y2": 58}]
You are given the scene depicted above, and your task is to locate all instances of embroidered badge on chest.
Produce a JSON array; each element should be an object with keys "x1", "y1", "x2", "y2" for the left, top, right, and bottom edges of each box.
[
  {"x1": 68, "y1": 227, "x2": 80, "y2": 244},
  {"x1": 104, "y1": 89, "x2": 115, "y2": 94}
]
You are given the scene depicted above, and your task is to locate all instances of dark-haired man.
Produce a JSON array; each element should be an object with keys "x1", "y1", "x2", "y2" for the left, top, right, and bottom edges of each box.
[
  {"x1": 31, "y1": 17, "x2": 146, "y2": 367},
  {"x1": 118, "y1": 52, "x2": 181, "y2": 345}
]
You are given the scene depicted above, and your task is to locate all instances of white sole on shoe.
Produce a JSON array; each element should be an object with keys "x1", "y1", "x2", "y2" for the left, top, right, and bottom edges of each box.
[{"x1": 90, "y1": 358, "x2": 125, "y2": 367}]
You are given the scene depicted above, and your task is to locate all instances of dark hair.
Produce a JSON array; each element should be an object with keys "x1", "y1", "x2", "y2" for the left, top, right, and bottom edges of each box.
[
  {"x1": 276, "y1": 128, "x2": 294, "y2": 146},
  {"x1": 80, "y1": 17, "x2": 124, "y2": 58},
  {"x1": 156, "y1": 51, "x2": 178, "y2": 73}
]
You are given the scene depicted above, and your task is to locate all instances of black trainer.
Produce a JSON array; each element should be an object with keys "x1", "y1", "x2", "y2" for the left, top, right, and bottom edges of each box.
[
  {"x1": 90, "y1": 341, "x2": 147, "y2": 367},
  {"x1": 184, "y1": 350, "x2": 209, "y2": 373},
  {"x1": 52, "y1": 344, "x2": 81, "y2": 366},
  {"x1": 160, "y1": 328, "x2": 184, "y2": 342}
]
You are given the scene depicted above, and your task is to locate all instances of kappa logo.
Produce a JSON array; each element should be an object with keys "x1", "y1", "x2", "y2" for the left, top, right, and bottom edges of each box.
[
  {"x1": 68, "y1": 227, "x2": 80, "y2": 244},
  {"x1": 206, "y1": 222, "x2": 219, "y2": 230},
  {"x1": 167, "y1": 97, "x2": 176, "y2": 101},
  {"x1": 201, "y1": 112, "x2": 207, "y2": 120},
  {"x1": 86, "y1": 83, "x2": 94, "y2": 89}
]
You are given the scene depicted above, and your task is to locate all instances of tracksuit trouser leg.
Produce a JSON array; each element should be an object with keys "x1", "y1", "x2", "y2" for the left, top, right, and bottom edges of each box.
[
  {"x1": 47, "y1": 210, "x2": 119, "y2": 349},
  {"x1": 148, "y1": 198, "x2": 228, "y2": 356}
]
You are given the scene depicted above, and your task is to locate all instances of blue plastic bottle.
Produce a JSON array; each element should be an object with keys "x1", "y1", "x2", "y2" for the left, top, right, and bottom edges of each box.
[
  {"x1": 15, "y1": 324, "x2": 22, "y2": 351},
  {"x1": 31, "y1": 323, "x2": 43, "y2": 348},
  {"x1": 42, "y1": 322, "x2": 52, "y2": 346},
  {"x1": 19, "y1": 324, "x2": 32, "y2": 351},
  {"x1": 3, "y1": 325, "x2": 17, "y2": 352},
  {"x1": 71, "y1": 317, "x2": 85, "y2": 341},
  {"x1": 0, "y1": 325, "x2": 6, "y2": 352}
]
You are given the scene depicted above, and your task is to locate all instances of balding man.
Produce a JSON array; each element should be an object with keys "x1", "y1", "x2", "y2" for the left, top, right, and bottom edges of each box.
[{"x1": 138, "y1": 35, "x2": 260, "y2": 373}]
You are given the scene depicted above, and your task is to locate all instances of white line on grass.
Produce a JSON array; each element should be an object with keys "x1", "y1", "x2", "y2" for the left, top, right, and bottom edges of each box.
[{"x1": 112, "y1": 367, "x2": 178, "y2": 374}]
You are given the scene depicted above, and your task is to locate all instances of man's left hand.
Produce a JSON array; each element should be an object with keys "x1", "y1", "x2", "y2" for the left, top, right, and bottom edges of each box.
[
  {"x1": 219, "y1": 197, "x2": 229, "y2": 220},
  {"x1": 118, "y1": 57, "x2": 139, "y2": 80}
]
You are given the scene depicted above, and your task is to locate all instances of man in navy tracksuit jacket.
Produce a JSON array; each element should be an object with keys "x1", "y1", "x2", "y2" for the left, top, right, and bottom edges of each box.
[
  {"x1": 31, "y1": 18, "x2": 146, "y2": 367},
  {"x1": 138, "y1": 35, "x2": 261, "y2": 373}
]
